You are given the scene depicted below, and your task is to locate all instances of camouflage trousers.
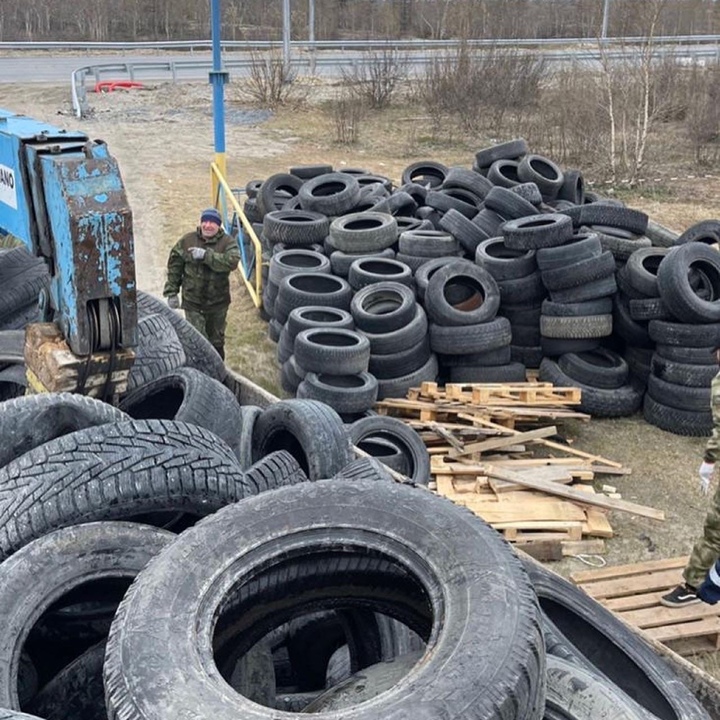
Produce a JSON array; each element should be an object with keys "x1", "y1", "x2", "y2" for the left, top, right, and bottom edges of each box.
[
  {"x1": 684, "y1": 482, "x2": 720, "y2": 588},
  {"x1": 184, "y1": 305, "x2": 229, "y2": 359}
]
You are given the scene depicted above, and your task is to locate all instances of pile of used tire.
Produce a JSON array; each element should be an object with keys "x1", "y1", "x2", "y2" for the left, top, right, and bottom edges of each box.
[
  {"x1": 246, "y1": 143, "x2": 720, "y2": 435},
  {"x1": 0, "y1": 249, "x2": 713, "y2": 720}
]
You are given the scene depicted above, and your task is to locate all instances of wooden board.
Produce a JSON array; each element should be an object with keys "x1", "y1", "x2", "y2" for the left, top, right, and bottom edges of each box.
[{"x1": 571, "y1": 556, "x2": 720, "y2": 656}]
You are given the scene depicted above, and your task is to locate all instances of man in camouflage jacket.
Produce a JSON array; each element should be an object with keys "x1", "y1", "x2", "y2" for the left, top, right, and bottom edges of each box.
[
  {"x1": 163, "y1": 207, "x2": 240, "y2": 359},
  {"x1": 661, "y1": 360, "x2": 720, "y2": 607}
]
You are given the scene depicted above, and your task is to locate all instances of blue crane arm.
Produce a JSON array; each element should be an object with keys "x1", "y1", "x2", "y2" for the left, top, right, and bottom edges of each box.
[{"x1": 0, "y1": 109, "x2": 136, "y2": 355}]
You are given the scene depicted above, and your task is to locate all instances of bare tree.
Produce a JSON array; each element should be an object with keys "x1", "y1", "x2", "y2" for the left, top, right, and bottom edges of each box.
[{"x1": 341, "y1": 46, "x2": 409, "y2": 109}]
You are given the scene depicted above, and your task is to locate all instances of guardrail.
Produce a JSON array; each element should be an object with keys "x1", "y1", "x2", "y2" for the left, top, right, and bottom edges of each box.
[
  {"x1": 5, "y1": 34, "x2": 720, "y2": 52},
  {"x1": 71, "y1": 43, "x2": 720, "y2": 118}
]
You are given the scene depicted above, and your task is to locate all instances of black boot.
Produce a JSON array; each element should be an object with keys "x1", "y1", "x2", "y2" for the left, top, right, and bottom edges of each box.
[{"x1": 212, "y1": 344, "x2": 225, "y2": 360}]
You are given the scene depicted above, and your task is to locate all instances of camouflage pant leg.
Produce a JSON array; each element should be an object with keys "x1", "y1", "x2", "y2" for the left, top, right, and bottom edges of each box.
[
  {"x1": 183, "y1": 308, "x2": 208, "y2": 339},
  {"x1": 203, "y1": 305, "x2": 229, "y2": 349},
  {"x1": 684, "y1": 483, "x2": 720, "y2": 588}
]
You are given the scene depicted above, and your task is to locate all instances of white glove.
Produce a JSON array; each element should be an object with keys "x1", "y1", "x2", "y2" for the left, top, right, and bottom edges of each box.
[
  {"x1": 699, "y1": 461, "x2": 715, "y2": 495},
  {"x1": 166, "y1": 295, "x2": 180, "y2": 310},
  {"x1": 189, "y1": 246, "x2": 206, "y2": 261}
]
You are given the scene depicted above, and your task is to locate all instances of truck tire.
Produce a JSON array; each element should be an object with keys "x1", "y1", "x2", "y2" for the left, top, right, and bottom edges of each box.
[{"x1": 104, "y1": 480, "x2": 545, "y2": 720}]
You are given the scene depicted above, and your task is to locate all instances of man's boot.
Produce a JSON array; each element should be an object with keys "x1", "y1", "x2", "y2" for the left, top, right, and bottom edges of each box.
[{"x1": 212, "y1": 343, "x2": 225, "y2": 360}]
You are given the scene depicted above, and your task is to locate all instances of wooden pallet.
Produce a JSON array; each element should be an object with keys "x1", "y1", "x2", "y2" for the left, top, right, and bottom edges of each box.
[{"x1": 571, "y1": 556, "x2": 720, "y2": 656}]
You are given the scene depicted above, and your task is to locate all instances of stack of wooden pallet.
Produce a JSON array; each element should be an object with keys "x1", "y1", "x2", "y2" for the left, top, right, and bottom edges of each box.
[{"x1": 375, "y1": 381, "x2": 664, "y2": 559}]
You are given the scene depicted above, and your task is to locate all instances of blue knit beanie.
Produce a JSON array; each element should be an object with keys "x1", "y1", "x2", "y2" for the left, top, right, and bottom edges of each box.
[{"x1": 200, "y1": 207, "x2": 222, "y2": 225}]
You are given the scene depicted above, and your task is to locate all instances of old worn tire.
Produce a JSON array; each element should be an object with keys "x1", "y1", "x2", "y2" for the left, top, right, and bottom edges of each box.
[
  {"x1": 119, "y1": 367, "x2": 245, "y2": 462},
  {"x1": 544, "y1": 656, "x2": 654, "y2": 720},
  {"x1": 27, "y1": 640, "x2": 107, "y2": 720},
  {"x1": 523, "y1": 558, "x2": 710, "y2": 720},
  {"x1": 268, "y1": 249, "x2": 330, "y2": 286},
  {"x1": 558, "y1": 348, "x2": 629, "y2": 389},
  {"x1": 351, "y1": 282, "x2": 417, "y2": 334},
  {"x1": 0, "y1": 392, "x2": 129, "y2": 470},
  {"x1": 294, "y1": 328, "x2": 371, "y2": 375},
  {"x1": 257, "y1": 173, "x2": 304, "y2": 218},
  {"x1": 349, "y1": 416, "x2": 430, "y2": 485},
  {"x1": 0, "y1": 420, "x2": 256, "y2": 561},
  {"x1": 0, "y1": 522, "x2": 174, "y2": 710},
  {"x1": 297, "y1": 372, "x2": 378, "y2": 414},
  {"x1": 425, "y1": 260, "x2": 500, "y2": 326},
  {"x1": 274, "y1": 273, "x2": 353, "y2": 325},
  {"x1": 104, "y1": 480, "x2": 546, "y2": 720},
  {"x1": 657, "y1": 242, "x2": 720, "y2": 323},
  {"x1": 539, "y1": 358, "x2": 642, "y2": 418},
  {"x1": 127, "y1": 313, "x2": 186, "y2": 391},
  {"x1": 262, "y1": 210, "x2": 329, "y2": 246},
  {"x1": 329, "y1": 212, "x2": 398, "y2": 253},
  {"x1": 251, "y1": 399, "x2": 352, "y2": 480},
  {"x1": 299, "y1": 173, "x2": 361, "y2": 216},
  {"x1": 642, "y1": 394, "x2": 713, "y2": 436},
  {"x1": 137, "y1": 291, "x2": 227, "y2": 382}
]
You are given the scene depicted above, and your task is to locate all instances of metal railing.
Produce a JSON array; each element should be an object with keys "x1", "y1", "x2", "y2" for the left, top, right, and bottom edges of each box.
[
  {"x1": 210, "y1": 163, "x2": 263, "y2": 308},
  {"x1": 4, "y1": 34, "x2": 720, "y2": 52},
  {"x1": 71, "y1": 42, "x2": 720, "y2": 118}
]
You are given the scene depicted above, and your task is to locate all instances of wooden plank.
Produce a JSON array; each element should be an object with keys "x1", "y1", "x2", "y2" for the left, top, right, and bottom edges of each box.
[
  {"x1": 666, "y1": 635, "x2": 720, "y2": 656},
  {"x1": 449, "y1": 425, "x2": 558, "y2": 457},
  {"x1": 579, "y1": 568, "x2": 689, "y2": 599},
  {"x1": 644, "y1": 616, "x2": 720, "y2": 644},
  {"x1": 484, "y1": 464, "x2": 664, "y2": 520},
  {"x1": 458, "y1": 415, "x2": 622, "y2": 468},
  {"x1": 560, "y1": 539, "x2": 606, "y2": 556},
  {"x1": 582, "y1": 509, "x2": 615, "y2": 538},
  {"x1": 493, "y1": 520, "x2": 584, "y2": 534},
  {"x1": 570, "y1": 556, "x2": 688, "y2": 584},
  {"x1": 516, "y1": 540, "x2": 564, "y2": 561},
  {"x1": 603, "y1": 590, "x2": 667, "y2": 612},
  {"x1": 454, "y1": 497, "x2": 587, "y2": 523},
  {"x1": 622, "y1": 602, "x2": 720, "y2": 629}
]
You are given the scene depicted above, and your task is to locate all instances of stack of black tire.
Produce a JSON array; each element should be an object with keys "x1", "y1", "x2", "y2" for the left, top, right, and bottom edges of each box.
[
  {"x1": 641, "y1": 241, "x2": 720, "y2": 435},
  {"x1": 243, "y1": 146, "x2": 720, "y2": 434}
]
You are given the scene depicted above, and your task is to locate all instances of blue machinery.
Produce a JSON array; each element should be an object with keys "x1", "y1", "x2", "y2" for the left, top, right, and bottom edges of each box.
[{"x1": 0, "y1": 109, "x2": 137, "y2": 357}]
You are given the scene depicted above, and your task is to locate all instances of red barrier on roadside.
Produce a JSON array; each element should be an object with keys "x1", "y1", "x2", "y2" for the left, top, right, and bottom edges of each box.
[{"x1": 94, "y1": 81, "x2": 145, "y2": 93}]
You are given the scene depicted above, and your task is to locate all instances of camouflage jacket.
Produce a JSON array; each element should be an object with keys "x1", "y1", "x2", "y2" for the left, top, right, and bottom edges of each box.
[
  {"x1": 704, "y1": 371, "x2": 720, "y2": 463},
  {"x1": 163, "y1": 228, "x2": 240, "y2": 310}
]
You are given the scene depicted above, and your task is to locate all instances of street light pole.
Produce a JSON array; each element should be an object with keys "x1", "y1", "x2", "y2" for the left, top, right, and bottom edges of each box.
[
  {"x1": 283, "y1": 0, "x2": 291, "y2": 76},
  {"x1": 209, "y1": 0, "x2": 228, "y2": 201},
  {"x1": 601, "y1": 0, "x2": 611, "y2": 41}
]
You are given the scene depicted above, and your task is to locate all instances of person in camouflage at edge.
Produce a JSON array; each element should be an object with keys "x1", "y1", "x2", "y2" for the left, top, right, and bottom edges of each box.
[
  {"x1": 163, "y1": 207, "x2": 240, "y2": 360},
  {"x1": 661, "y1": 350, "x2": 720, "y2": 607}
]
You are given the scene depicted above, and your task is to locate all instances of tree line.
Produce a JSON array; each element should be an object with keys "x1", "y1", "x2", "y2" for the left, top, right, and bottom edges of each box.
[{"x1": 3, "y1": 0, "x2": 720, "y2": 42}]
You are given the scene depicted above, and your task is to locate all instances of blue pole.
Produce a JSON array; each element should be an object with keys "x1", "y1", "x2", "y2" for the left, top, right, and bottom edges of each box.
[{"x1": 210, "y1": 0, "x2": 228, "y2": 202}]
